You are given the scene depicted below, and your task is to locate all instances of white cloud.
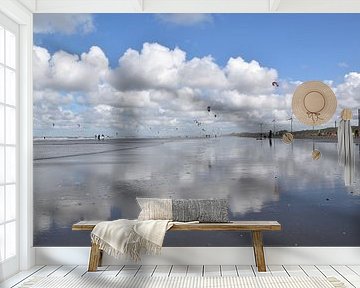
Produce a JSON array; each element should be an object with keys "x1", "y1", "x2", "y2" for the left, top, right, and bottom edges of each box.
[
  {"x1": 225, "y1": 57, "x2": 278, "y2": 95},
  {"x1": 33, "y1": 43, "x2": 295, "y2": 136},
  {"x1": 33, "y1": 45, "x2": 109, "y2": 92},
  {"x1": 336, "y1": 72, "x2": 360, "y2": 109},
  {"x1": 33, "y1": 100, "x2": 81, "y2": 129},
  {"x1": 33, "y1": 46, "x2": 51, "y2": 88},
  {"x1": 156, "y1": 14, "x2": 213, "y2": 26},
  {"x1": 34, "y1": 90, "x2": 74, "y2": 106},
  {"x1": 37, "y1": 42, "x2": 337, "y2": 137},
  {"x1": 110, "y1": 43, "x2": 185, "y2": 91},
  {"x1": 34, "y1": 14, "x2": 95, "y2": 35},
  {"x1": 179, "y1": 56, "x2": 227, "y2": 89}
]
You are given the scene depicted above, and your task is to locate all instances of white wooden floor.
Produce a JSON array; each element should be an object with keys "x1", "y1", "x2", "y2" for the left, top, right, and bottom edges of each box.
[{"x1": 1, "y1": 265, "x2": 360, "y2": 288}]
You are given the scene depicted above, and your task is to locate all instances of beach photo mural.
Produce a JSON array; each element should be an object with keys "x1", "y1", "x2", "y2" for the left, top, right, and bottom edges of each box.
[{"x1": 33, "y1": 14, "x2": 360, "y2": 247}]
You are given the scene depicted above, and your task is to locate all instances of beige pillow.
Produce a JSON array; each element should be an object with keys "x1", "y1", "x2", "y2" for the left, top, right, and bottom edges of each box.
[
  {"x1": 137, "y1": 198, "x2": 173, "y2": 220},
  {"x1": 137, "y1": 198, "x2": 229, "y2": 223}
]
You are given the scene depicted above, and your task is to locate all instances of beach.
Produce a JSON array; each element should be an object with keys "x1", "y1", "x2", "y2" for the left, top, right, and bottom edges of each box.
[{"x1": 33, "y1": 136, "x2": 360, "y2": 247}]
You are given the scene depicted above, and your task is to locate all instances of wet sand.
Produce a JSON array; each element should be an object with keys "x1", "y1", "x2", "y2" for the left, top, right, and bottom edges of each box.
[{"x1": 33, "y1": 136, "x2": 360, "y2": 247}]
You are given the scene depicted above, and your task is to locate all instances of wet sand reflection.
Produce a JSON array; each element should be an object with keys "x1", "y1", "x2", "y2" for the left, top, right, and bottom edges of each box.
[{"x1": 33, "y1": 137, "x2": 360, "y2": 246}]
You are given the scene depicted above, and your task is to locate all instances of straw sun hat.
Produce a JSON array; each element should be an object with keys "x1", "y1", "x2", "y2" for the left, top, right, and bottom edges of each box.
[
  {"x1": 282, "y1": 132, "x2": 294, "y2": 144},
  {"x1": 340, "y1": 108, "x2": 352, "y2": 121},
  {"x1": 292, "y1": 81, "x2": 337, "y2": 126}
]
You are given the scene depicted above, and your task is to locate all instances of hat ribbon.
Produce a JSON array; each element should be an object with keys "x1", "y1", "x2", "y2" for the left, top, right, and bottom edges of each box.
[{"x1": 306, "y1": 111, "x2": 323, "y2": 123}]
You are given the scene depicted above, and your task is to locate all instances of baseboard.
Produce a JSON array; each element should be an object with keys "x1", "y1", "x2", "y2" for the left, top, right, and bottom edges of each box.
[{"x1": 35, "y1": 247, "x2": 360, "y2": 266}]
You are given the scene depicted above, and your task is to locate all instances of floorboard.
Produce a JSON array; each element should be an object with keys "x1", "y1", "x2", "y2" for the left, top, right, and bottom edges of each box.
[
  {"x1": 49, "y1": 265, "x2": 76, "y2": 277},
  {"x1": 11, "y1": 266, "x2": 61, "y2": 288},
  {"x1": 66, "y1": 265, "x2": 88, "y2": 277},
  {"x1": 101, "y1": 265, "x2": 124, "y2": 277},
  {"x1": 236, "y1": 265, "x2": 255, "y2": 277},
  {"x1": 82, "y1": 265, "x2": 108, "y2": 278},
  {"x1": 252, "y1": 265, "x2": 272, "y2": 277},
  {"x1": 332, "y1": 266, "x2": 360, "y2": 288},
  {"x1": 349, "y1": 266, "x2": 360, "y2": 276},
  {"x1": 283, "y1": 265, "x2": 308, "y2": 277},
  {"x1": 152, "y1": 265, "x2": 172, "y2": 277},
  {"x1": 316, "y1": 265, "x2": 354, "y2": 288},
  {"x1": 203, "y1": 265, "x2": 221, "y2": 277},
  {"x1": 136, "y1": 265, "x2": 156, "y2": 277},
  {"x1": 2, "y1": 264, "x2": 360, "y2": 287},
  {"x1": 187, "y1": 265, "x2": 203, "y2": 277},
  {"x1": 169, "y1": 265, "x2": 187, "y2": 277},
  {"x1": 268, "y1": 265, "x2": 289, "y2": 277},
  {"x1": 221, "y1": 265, "x2": 238, "y2": 277},
  {"x1": 300, "y1": 265, "x2": 324, "y2": 277},
  {"x1": 0, "y1": 266, "x2": 45, "y2": 288},
  {"x1": 31, "y1": 266, "x2": 61, "y2": 277},
  {"x1": 117, "y1": 265, "x2": 140, "y2": 277}
]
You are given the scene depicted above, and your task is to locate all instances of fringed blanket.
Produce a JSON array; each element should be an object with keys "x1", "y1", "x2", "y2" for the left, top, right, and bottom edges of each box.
[{"x1": 91, "y1": 219, "x2": 173, "y2": 261}]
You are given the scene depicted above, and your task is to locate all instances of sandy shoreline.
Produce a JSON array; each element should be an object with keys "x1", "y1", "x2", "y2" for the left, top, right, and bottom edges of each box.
[
  {"x1": 33, "y1": 136, "x2": 360, "y2": 161},
  {"x1": 236, "y1": 135, "x2": 360, "y2": 144}
]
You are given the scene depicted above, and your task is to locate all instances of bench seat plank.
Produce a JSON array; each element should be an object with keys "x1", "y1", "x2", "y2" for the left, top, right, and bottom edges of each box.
[{"x1": 72, "y1": 220, "x2": 281, "y2": 231}]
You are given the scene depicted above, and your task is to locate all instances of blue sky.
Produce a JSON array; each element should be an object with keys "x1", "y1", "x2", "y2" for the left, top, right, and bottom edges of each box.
[
  {"x1": 34, "y1": 14, "x2": 360, "y2": 83},
  {"x1": 33, "y1": 14, "x2": 360, "y2": 137}
]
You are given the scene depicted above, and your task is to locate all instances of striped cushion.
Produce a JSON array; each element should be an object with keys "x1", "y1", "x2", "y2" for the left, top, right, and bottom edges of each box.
[{"x1": 137, "y1": 198, "x2": 229, "y2": 223}]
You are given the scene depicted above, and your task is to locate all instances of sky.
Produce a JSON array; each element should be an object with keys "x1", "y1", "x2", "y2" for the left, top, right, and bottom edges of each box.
[{"x1": 33, "y1": 14, "x2": 360, "y2": 138}]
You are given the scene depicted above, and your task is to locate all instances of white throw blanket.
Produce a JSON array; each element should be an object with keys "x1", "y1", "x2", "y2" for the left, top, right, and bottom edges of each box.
[{"x1": 91, "y1": 219, "x2": 173, "y2": 261}]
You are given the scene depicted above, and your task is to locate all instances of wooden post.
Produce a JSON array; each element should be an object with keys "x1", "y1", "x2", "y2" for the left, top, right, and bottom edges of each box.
[
  {"x1": 88, "y1": 243, "x2": 101, "y2": 272},
  {"x1": 252, "y1": 232, "x2": 257, "y2": 267},
  {"x1": 99, "y1": 250, "x2": 103, "y2": 267},
  {"x1": 251, "y1": 231, "x2": 266, "y2": 272}
]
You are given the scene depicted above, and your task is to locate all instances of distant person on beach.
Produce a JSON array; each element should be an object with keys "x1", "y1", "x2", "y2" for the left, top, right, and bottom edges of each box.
[
  {"x1": 95, "y1": 134, "x2": 97, "y2": 139},
  {"x1": 268, "y1": 130, "x2": 273, "y2": 139},
  {"x1": 98, "y1": 134, "x2": 100, "y2": 141},
  {"x1": 101, "y1": 134, "x2": 105, "y2": 140}
]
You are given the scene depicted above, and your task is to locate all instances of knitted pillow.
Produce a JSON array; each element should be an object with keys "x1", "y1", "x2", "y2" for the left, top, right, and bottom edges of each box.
[
  {"x1": 137, "y1": 198, "x2": 173, "y2": 220},
  {"x1": 136, "y1": 198, "x2": 229, "y2": 223}
]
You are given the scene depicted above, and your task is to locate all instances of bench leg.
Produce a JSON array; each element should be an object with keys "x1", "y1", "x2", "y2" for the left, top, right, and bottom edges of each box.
[
  {"x1": 252, "y1": 244, "x2": 258, "y2": 267},
  {"x1": 88, "y1": 243, "x2": 102, "y2": 272},
  {"x1": 251, "y1": 231, "x2": 266, "y2": 272}
]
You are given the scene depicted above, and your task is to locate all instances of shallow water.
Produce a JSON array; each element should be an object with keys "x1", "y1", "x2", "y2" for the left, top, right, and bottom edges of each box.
[{"x1": 33, "y1": 136, "x2": 360, "y2": 246}]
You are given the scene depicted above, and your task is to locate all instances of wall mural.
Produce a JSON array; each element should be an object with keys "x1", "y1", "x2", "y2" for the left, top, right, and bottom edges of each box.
[{"x1": 33, "y1": 14, "x2": 360, "y2": 247}]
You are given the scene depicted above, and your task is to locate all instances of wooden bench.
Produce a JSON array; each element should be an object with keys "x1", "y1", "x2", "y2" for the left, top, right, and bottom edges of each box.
[{"x1": 72, "y1": 220, "x2": 281, "y2": 273}]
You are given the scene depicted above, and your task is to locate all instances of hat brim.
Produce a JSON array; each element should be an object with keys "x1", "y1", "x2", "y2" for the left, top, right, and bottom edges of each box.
[{"x1": 292, "y1": 81, "x2": 337, "y2": 126}]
